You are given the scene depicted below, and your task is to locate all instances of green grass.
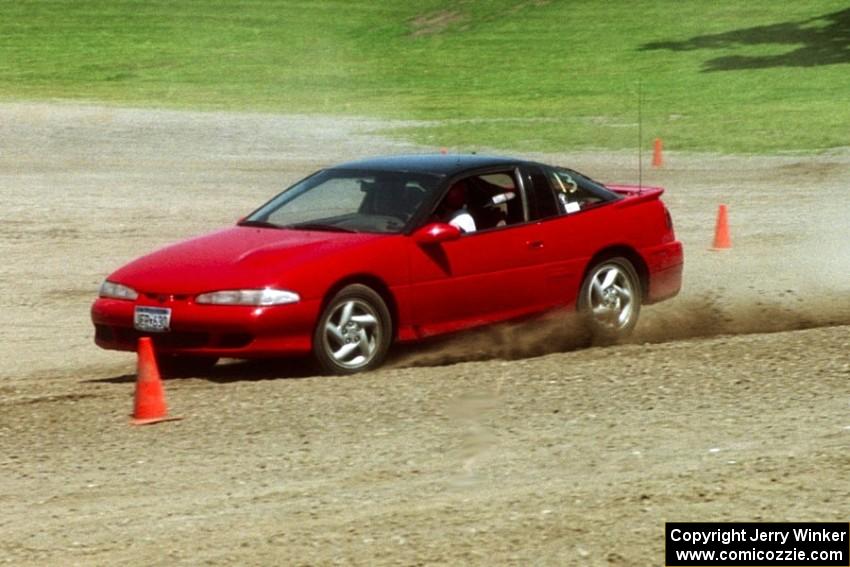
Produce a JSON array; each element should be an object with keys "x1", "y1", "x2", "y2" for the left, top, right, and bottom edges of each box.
[{"x1": 1, "y1": 0, "x2": 848, "y2": 153}]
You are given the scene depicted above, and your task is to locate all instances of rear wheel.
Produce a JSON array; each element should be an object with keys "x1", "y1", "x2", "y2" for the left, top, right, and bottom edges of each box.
[
  {"x1": 578, "y1": 257, "x2": 642, "y2": 343},
  {"x1": 313, "y1": 284, "x2": 392, "y2": 375}
]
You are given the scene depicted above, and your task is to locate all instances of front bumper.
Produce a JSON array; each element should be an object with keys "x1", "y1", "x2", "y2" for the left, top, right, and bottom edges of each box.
[{"x1": 91, "y1": 296, "x2": 321, "y2": 357}]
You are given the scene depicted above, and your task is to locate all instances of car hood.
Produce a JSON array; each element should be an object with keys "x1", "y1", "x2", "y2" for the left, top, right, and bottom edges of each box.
[{"x1": 109, "y1": 226, "x2": 385, "y2": 294}]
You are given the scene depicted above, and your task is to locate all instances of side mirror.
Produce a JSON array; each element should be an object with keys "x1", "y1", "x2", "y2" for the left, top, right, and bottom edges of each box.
[{"x1": 412, "y1": 222, "x2": 462, "y2": 245}]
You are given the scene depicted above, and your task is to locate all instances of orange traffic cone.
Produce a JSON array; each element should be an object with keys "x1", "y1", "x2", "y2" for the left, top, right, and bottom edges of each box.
[
  {"x1": 710, "y1": 204, "x2": 732, "y2": 250},
  {"x1": 652, "y1": 138, "x2": 663, "y2": 168},
  {"x1": 131, "y1": 337, "x2": 180, "y2": 425}
]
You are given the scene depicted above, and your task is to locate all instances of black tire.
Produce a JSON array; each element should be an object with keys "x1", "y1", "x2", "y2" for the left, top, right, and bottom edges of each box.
[
  {"x1": 578, "y1": 257, "x2": 642, "y2": 343},
  {"x1": 157, "y1": 354, "x2": 219, "y2": 377},
  {"x1": 313, "y1": 284, "x2": 393, "y2": 375}
]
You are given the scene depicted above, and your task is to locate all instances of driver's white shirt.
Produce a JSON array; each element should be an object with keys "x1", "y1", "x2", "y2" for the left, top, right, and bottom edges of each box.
[{"x1": 447, "y1": 209, "x2": 476, "y2": 233}]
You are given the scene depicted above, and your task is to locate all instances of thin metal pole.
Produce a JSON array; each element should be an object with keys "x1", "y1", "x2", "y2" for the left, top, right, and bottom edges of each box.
[{"x1": 638, "y1": 79, "x2": 643, "y2": 192}]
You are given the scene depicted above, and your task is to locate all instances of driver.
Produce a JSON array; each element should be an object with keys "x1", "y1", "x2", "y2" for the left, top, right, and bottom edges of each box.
[{"x1": 437, "y1": 180, "x2": 476, "y2": 233}]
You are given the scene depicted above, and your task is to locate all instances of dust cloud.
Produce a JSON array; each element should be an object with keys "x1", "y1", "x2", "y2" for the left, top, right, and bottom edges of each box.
[{"x1": 392, "y1": 293, "x2": 850, "y2": 368}]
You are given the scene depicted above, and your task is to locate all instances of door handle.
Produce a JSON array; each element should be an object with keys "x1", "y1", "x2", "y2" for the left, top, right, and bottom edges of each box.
[{"x1": 526, "y1": 240, "x2": 544, "y2": 250}]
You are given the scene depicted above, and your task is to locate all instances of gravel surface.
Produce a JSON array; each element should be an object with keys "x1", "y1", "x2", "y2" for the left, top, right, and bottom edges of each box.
[{"x1": 0, "y1": 103, "x2": 848, "y2": 565}]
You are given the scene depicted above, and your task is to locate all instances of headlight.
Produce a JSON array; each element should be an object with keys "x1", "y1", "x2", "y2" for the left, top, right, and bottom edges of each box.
[
  {"x1": 99, "y1": 280, "x2": 138, "y2": 301},
  {"x1": 195, "y1": 288, "x2": 300, "y2": 306}
]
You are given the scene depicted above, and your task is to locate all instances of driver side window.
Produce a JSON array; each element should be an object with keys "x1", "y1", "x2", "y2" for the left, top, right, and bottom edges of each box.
[{"x1": 433, "y1": 171, "x2": 525, "y2": 233}]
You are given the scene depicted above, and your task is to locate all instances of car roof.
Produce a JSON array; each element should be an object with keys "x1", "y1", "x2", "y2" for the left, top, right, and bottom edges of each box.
[{"x1": 329, "y1": 154, "x2": 532, "y2": 176}]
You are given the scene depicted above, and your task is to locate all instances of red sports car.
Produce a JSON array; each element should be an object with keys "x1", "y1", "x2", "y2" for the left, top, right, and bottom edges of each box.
[{"x1": 92, "y1": 155, "x2": 683, "y2": 374}]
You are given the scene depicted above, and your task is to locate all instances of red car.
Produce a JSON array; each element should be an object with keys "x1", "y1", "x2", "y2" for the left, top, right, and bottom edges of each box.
[{"x1": 92, "y1": 155, "x2": 683, "y2": 374}]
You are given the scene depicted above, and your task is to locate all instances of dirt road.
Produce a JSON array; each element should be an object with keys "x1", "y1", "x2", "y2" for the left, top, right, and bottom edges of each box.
[{"x1": 1, "y1": 103, "x2": 848, "y2": 565}]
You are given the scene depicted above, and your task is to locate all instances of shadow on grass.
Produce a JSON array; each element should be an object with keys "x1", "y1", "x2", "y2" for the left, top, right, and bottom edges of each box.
[{"x1": 640, "y1": 8, "x2": 850, "y2": 71}]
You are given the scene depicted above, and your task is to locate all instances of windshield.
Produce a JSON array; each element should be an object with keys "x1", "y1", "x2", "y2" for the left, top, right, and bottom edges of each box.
[{"x1": 242, "y1": 168, "x2": 442, "y2": 234}]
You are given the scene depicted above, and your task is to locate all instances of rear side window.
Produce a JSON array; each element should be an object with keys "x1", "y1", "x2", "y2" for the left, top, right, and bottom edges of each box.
[{"x1": 549, "y1": 168, "x2": 618, "y2": 214}]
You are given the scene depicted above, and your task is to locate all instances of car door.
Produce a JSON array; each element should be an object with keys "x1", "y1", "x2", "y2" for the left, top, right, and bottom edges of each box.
[
  {"x1": 521, "y1": 165, "x2": 623, "y2": 308},
  {"x1": 407, "y1": 168, "x2": 550, "y2": 338}
]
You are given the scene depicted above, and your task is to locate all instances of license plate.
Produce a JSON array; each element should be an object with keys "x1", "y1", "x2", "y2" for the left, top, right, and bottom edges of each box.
[{"x1": 134, "y1": 306, "x2": 172, "y2": 333}]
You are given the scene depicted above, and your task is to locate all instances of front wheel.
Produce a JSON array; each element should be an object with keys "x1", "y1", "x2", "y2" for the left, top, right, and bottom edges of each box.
[
  {"x1": 578, "y1": 257, "x2": 642, "y2": 343},
  {"x1": 313, "y1": 284, "x2": 393, "y2": 375}
]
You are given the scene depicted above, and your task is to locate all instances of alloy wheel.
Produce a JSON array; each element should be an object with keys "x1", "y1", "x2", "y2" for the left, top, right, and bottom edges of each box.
[{"x1": 322, "y1": 298, "x2": 382, "y2": 369}]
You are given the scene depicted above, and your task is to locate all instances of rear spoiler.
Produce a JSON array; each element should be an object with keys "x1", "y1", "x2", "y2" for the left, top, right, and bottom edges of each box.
[{"x1": 607, "y1": 184, "x2": 665, "y2": 207}]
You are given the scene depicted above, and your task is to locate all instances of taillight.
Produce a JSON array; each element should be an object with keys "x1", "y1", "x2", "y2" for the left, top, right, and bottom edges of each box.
[{"x1": 664, "y1": 207, "x2": 674, "y2": 231}]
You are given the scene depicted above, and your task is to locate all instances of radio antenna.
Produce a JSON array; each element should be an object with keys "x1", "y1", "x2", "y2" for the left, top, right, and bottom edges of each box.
[{"x1": 638, "y1": 79, "x2": 643, "y2": 192}]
